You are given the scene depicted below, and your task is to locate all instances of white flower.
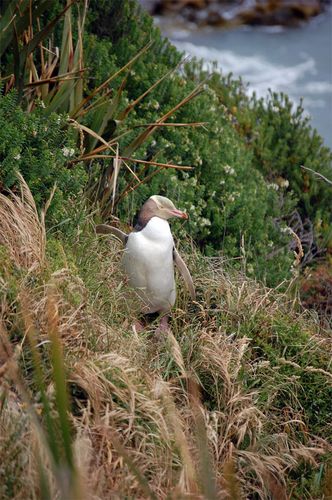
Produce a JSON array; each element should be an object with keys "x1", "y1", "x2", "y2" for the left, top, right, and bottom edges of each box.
[
  {"x1": 279, "y1": 178, "x2": 289, "y2": 188},
  {"x1": 220, "y1": 180, "x2": 225, "y2": 185},
  {"x1": 62, "y1": 146, "x2": 75, "y2": 158},
  {"x1": 201, "y1": 218, "x2": 211, "y2": 227},
  {"x1": 40, "y1": 101, "x2": 46, "y2": 108},
  {"x1": 223, "y1": 165, "x2": 235, "y2": 175},
  {"x1": 14, "y1": 153, "x2": 21, "y2": 160},
  {"x1": 228, "y1": 194, "x2": 235, "y2": 202},
  {"x1": 267, "y1": 183, "x2": 279, "y2": 191},
  {"x1": 56, "y1": 117, "x2": 61, "y2": 124}
]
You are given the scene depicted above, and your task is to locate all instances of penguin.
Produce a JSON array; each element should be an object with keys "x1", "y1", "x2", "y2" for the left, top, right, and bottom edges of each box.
[{"x1": 96, "y1": 195, "x2": 195, "y2": 331}]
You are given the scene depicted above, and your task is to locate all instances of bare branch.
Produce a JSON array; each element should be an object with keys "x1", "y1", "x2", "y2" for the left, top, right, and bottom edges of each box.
[{"x1": 301, "y1": 165, "x2": 332, "y2": 186}]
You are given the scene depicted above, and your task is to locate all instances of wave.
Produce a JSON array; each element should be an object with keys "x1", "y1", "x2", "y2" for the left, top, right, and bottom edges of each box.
[{"x1": 173, "y1": 41, "x2": 328, "y2": 100}]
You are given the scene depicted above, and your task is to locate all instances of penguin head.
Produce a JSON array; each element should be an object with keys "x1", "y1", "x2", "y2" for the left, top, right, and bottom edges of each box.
[{"x1": 149, "y1": 195, "x2": 188, "y2": 220}]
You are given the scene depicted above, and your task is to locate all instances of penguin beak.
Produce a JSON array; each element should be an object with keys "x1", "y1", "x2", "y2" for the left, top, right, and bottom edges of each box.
[{"x1": 169, "y1": 209, "x2": 188, "y2": 219}]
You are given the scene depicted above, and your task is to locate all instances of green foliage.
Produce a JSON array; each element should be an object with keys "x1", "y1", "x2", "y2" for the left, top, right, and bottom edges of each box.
[
  {"x1": 208, "y1": 76, "x2": 332, "y2": 249},
  {"x1": 1, "y1": 0, "x2": 331, "y2": 289},
  {"x1": 80, "y1": 1, "x2": 328, "y2": 285},
  {"x1": 0, "y1": 92, "x2": 86, "y2": 224},
  {"x1": 0, "y1": 410, "x2": 29, "y2": 499},
  {"x1": 82, "y1": 0, "x2": 331, "y2": 286},
  {"x1": 230, "y1": 311, "x2": 330, "y2": 440}
]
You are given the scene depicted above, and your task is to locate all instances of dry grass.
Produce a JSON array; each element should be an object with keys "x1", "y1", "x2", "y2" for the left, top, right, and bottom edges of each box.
[
  {"x1": 0, "y1": 173, "x2": 54, "y2": 273},
  {"x1": 0, "y1": 178, "x2": 331, "y2": 499}
]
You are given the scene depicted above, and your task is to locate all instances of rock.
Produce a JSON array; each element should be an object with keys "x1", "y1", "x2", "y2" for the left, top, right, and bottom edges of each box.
[
  {"x1": 238, "y1": 0, "x2": 323, "y2": 26},
  {"x1": 139, "y1": 0, "x2": 330, "y2": 27}
]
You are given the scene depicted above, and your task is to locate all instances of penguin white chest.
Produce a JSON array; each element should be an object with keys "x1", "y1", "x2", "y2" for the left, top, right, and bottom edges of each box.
[{"x1": 123, "y1": 217, "x2": 176, "y2": 313}]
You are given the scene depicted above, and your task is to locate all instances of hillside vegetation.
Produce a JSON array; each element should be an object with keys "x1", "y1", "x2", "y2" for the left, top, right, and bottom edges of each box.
[
  {"x1": 0, "y1": 1, "x2": 331, "y2": 498},
  {"x1": 0, "y1": 176, "x2": 331, "y2": 499}
]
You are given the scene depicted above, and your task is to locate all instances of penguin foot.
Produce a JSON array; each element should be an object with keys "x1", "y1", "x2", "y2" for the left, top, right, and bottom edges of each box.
[
  {"x1": 132, "y1": 320, "x2": 145, "y2": 334},
  {"x1": 154, "y1": 315, "x2": 171, "y2": 339}
]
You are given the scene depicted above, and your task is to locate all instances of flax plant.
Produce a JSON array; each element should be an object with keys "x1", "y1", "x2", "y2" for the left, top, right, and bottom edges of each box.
[{"x1": 0, "y1": 0, "x2": 205, "y2": 218}]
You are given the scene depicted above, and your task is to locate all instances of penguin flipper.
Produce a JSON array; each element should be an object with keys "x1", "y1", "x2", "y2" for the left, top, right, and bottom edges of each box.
[
  {"x1": 173, "y1": 247, "x2": 196, "y2": 300},
  {"x1": 95, "y1": 224, "x2": 128, "y2": 245}
]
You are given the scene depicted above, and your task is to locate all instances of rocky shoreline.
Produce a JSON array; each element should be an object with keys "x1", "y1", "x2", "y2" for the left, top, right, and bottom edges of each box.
[{"x1": 139, "y1": 0, "x2": 331, "y2": 27}]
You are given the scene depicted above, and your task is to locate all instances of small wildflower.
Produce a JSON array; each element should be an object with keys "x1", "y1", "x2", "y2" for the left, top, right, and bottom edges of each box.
[
  {"x1": 62, "y1": 146, "x2": 75, "y2": 158},
  {"x1": 40, "y1": 101, "x2": 46, "y2": 108},
  {"x1": 223, "y1": 165, "x2": 235, "y2": 175},
  {"x1": 201, "y1": 217, "x2": 211, "y2": 227},
  {"x1": 267, "y1": 183, "x2": 279, "y2": 191},
  {"x1": 14, "y1": 153, "x2": 21, "y2": 160}
]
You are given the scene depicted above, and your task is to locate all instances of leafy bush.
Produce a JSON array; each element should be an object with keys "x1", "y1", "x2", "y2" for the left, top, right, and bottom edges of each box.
[
  {"x1": 0, "y1": 92, "x2": 86, "y2": 224},
  {"x1": 1, "y1": 0, "x2": 331, "y2": 288},
  {"x1": 83, "y1": 0, "x2": 331, "y2": 286},
  {"x1": 207, "y1": 74, "x2": 332, "y2": 251},
  {"x1": 82, "y1": 4, "x2": 294, "y2": 284}
]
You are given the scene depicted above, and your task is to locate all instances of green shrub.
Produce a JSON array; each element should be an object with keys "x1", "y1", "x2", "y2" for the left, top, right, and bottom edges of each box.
[
  {"x1": 80, "y1": 2, "x2": 298, "y2": 285},
  {"x1": 81, "y1": 0, "x2": 332, "y2": 286},
  {"x1": 208, "y1": 76, "x2": 332, "y2": 251},
  {"x1": 0, "y1": 92, "x2": 86, "y2": 224},
  {"x1": 2, "y1": 0, "x2": 331, "y2": 288},
  {"x1": 243, "y1": 314, "x2": 332, "y2": 438}
]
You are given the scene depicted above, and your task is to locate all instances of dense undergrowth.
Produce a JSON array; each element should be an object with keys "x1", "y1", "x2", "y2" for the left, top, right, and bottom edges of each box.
[
  {"x1": 0, "y1": 178, "x2": 331, "y2": 499},
  {"x1": 1, "y1": 0, "x2": 331, "y2": 287}
]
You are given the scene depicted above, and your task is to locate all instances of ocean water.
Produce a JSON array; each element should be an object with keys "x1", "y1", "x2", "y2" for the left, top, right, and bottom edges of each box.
[{"x1": 158, "y1": 8, "x2": 332, "y2": 149}]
